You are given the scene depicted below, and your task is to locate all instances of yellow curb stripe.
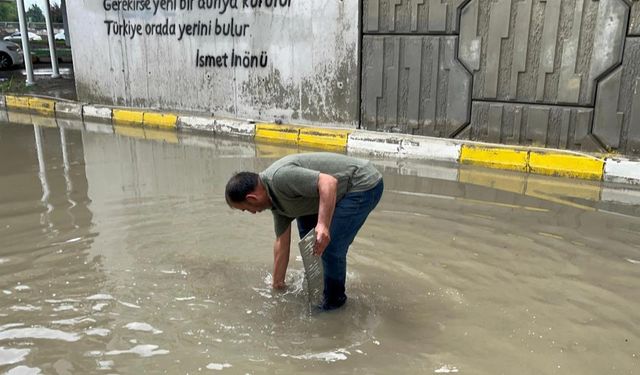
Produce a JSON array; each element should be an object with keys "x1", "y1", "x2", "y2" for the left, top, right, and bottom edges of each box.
[
  {"x1": 113, "y1": 109, "x2": 144, "y2": 125},
  {"x1": 114, "y1": 124, "x2": 145, "y2": 139},
  {"x1": 526, "y1": 177, "x2": 601, "y2": 203},
  {"x1": 460, "y1": 145, "x2": 528, "y2": 172},
  {"x1": 144, "y1": 128, "x2": 179, "y2": 143},
  {"x1": 255, "y1": 141, "x2": 300, "y2": 158},
  {"x1": 255, "y1": 123, "x2": 301, "y2": 144},
  {"x1": 458, "y1": 169, "x2": 526, "y2": 195},
  {"x1": 528, "y1": 152, "x2": 604, "y2": 180},
  {"x1": 525, "y1": 191, "x2": 597, "y2": 211},
  {"x1": 143, "y1": 112, "x2": 178, "y2": 129},
  {"x1": 5, "y1": 95, "x2": 30, "y2": 110},
  {"x1": 299, "y1": 128, "x2": 351, "y2": 149},
  {"x1": 28, "y1": 97, "x2": 56, "y2": 115}
]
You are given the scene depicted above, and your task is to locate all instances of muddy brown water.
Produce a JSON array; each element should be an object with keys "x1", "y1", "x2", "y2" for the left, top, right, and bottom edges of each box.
[{"x1": 0, "y1": 118, "x2": 639, "y2": 374}]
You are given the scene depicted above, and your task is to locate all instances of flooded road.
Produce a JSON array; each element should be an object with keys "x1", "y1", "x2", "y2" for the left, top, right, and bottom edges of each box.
[{"x1": 0, "y1": 114, "x2": 639, "y2": 374}]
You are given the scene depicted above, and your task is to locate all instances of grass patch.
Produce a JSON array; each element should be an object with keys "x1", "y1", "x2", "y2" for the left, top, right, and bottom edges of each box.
[{"x1": 0, "y1": 77, "x2": 28, "y2": 94}]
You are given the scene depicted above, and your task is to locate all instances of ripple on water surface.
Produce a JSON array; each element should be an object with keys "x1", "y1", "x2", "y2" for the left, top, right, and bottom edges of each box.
[{"x1": 0, "y1": 123, "x2": 639, "y2": 374}]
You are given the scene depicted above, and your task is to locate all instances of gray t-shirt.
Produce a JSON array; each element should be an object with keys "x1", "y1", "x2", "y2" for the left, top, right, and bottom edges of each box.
[{"x1": 259, "y1": 152, "x2": 382, "y2": 236}]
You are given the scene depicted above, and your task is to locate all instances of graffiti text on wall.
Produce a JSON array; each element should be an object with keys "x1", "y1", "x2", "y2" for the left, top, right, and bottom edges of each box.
[{"x1": 102, "y1": 0, "x2": 294, "y2": 68}]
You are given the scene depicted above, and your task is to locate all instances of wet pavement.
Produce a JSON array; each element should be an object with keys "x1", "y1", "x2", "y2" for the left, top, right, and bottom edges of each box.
[
  {"x1": 0, "y1": 63, "x2": 76, "y2": 101},
  {"x1": 0, "y1": 115, "x2": 639, "y2": 374}
]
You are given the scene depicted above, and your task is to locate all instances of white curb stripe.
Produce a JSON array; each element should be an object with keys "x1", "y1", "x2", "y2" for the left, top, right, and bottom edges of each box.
[
  {"x1": 177, "y1": 116, "x2": 216, "y2": 131},
  {"x1": 178, "y1": 116, "x2": 255, "y2": 137},
  {"x1": 602, "y1": 187, "x2": 640, "y2": 206},
  {"x1": 216, "y1": 118, "x2": 255, "y2": 137},
  {"x1": 83, "y1": 105, "x2": 112, "y2": 120},
  {"x1": 178, "y1": 135, "x2": 256, "y2": 157},
  {"x1": 85, "y1": 120, "x2": 114, "y2": 134},
  {"x1": 604, "y1": 158, "x2": 640, "y2": 185},
  {"x1": 56, "y1": 102, "x2": 83, "y2": 118},
  {"x1": 348, "y1": 131, "x2": 461, "y2": 163},
  {"x1": 57, "y1": 118, "x2": 84, "y2": 130},
  {"x1": 372, "y1": 160, "x2": 459, "y2": 182}
]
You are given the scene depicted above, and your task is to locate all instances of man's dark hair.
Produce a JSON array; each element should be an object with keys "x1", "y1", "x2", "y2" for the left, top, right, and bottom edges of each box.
[{"x1": 225, "y1": 172, "x2": 260, "y2": 205}]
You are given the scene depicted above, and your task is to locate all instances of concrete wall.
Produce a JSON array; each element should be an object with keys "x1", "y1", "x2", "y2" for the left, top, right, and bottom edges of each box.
[
  {"x1": 68, "y1": 0, "x2": 640, "y2": 155},
  {"x1": 67, "y1": 0, "x2": 359, "y2": 127},
  {"x1": 361, "y1": 0, "x2": 640, "y2": 155}
]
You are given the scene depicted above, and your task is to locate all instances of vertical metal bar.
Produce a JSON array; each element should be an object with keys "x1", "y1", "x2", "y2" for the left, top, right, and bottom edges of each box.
[
  {"x1": 60, "y1": 126, "x2": 74, "y2": 195},
  {"x1": 16, "y1": 0, "x2": 34, "y2": 86},
  {"x1": 43, "y1": 0, "x2": 60, "y2": 78},
  {"x1": 34, "y1": 125, "x2": 53, "y2": 218},
  {"x1": 60, "y1": 127, "x2": 69, "y2": 174},
  {"x1": 60, "y1": 127, "x2": 77, "y2": 225},
  {"x1": 62, "y1": 0, "x2": 70, "y2": 47}
]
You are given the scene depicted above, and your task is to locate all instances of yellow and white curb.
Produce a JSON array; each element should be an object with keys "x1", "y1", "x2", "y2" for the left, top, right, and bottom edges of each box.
[{"x1": 1, "y1": 94, "x2": 639, "y2": 185}]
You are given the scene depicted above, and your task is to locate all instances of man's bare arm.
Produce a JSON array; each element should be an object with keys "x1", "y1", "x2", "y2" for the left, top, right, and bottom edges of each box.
[
  {"x1": 315, "y1": 173, "x2": 338, "y2": 256},
  {"x1": 272, "y1": 224, "x2": 291, "y2": 289}
]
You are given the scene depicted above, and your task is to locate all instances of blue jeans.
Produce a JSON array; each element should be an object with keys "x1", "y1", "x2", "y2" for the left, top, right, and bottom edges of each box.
[{"x1": 297, "y1": 180, "x2": 384, "y2": 310}]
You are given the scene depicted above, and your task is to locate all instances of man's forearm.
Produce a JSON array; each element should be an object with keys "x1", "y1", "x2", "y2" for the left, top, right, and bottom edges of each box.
[
  {"x1": 317, "y1": 173, "x2": 338, "y2": 230},
  {"x1": 315, "y1": 173, "x2": 338, "y2": 256},
  {"x1": 272, "y1": 224, "x2": 291, "y2": 288}
]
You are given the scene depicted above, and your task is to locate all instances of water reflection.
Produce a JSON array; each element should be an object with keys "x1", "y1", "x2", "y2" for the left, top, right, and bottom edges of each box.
[
  {"x1": 0, "y1": 114, "x2": 639, "y2": 374},
  {"x1": 0, "y1": 121, "x2": 103, "y2": 374}
]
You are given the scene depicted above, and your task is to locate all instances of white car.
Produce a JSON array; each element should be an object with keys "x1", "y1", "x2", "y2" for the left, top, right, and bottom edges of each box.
[
  {"x1": 55, "y1": 31, "x2": 65, "y2": 41},
  {"x1": 3, "y1": 31, "x2": 42, "y2": 42},
  {"x1": 0, "y1": 40, "x2": 24, "y2": 69}
]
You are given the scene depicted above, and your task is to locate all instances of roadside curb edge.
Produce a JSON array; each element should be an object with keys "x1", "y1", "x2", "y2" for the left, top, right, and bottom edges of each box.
[{"x1": 1, "y1": 94, "x2": 639, "y2": 185}]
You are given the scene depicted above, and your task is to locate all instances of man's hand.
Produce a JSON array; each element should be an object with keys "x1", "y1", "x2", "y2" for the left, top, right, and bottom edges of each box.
[{"x1": 314, "y1": 224, "x2": 331, "y2": 256}]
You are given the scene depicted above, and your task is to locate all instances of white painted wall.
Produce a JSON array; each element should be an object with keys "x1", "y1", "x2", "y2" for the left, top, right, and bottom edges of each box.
[{"x1": 68, "y1": 0, "x2": 359, "y2": 127}]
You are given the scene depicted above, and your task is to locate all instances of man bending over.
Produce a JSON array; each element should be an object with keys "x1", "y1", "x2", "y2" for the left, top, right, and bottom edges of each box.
[{"x1": 225, "y1": 152, "x2": 383, "y2": 310}]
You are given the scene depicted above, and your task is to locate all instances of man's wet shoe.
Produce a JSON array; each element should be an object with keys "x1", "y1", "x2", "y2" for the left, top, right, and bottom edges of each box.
[{"x1": 318, "y1": 296, "x2": 347, "y2": 311}]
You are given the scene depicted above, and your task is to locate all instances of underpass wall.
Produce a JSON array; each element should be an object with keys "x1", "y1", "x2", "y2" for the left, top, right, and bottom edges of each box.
[
  {"x1": 361, "y1": 0, "x2": 640, "y2": 155},
  {"x1": 67, "y1": 0, "x2": 359, "y2": 127},
  {"x1": 67, "y1": 0, "x2": 640, "y2": 155}
]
